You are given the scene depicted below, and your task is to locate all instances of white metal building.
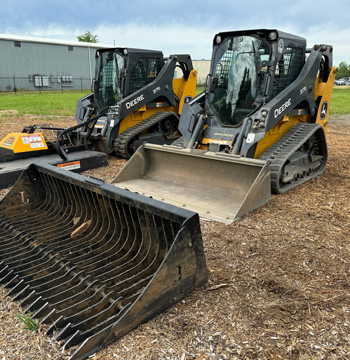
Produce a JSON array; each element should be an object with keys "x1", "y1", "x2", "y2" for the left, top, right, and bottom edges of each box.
[
  {"x1": 0, "y1": 34, "x2": 113, "y2": 91},
  {"x1": 192, "y1": 60, "x2": 211, "y2": 86},
  {"x1": 0, "y1": 34, "x2": 210, "y2": 91}
]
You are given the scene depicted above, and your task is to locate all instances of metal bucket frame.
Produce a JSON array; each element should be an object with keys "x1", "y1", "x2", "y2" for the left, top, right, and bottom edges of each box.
[
  {"x1": 113, "y1": 143, "x2": 271, "y2": 223},
  {"x1": 0, "y1": 163, "x2": 207, "y2": 360}
]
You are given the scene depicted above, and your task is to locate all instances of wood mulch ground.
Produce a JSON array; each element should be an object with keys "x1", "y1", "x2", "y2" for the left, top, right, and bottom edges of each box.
[{"x1": 0, "y1": 114, "x2": 349, "y2": 360}]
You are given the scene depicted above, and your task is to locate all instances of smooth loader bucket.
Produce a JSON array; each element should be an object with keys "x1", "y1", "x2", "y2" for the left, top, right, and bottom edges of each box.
[
  {"x1": 112, "y1": 143, "x2": 271, "y2": 224},
  {"x1": 0, "y1": 163, "x2": 207, "y2": 360}
]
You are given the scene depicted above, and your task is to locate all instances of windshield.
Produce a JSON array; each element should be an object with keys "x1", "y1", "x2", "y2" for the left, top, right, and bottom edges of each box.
[
  {"x1": 95, "y1": 51, "x2": 126, "y2": 109},
  {"x1": 209, "y1": 35, "x2": 271, "y2": 126}
]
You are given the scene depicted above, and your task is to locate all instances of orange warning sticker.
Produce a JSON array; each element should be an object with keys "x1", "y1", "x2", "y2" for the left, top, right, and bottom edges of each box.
[{"x1": 57, "y1": 161, "x2": 81, "y2": 170}]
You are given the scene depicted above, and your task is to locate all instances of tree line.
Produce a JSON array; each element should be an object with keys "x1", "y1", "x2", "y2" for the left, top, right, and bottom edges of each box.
[
  {"x1": 77, "y1": 31, "x2": 98, "y2": 43},
  {"x1": 336, "y1": 62, "x2": 350, "y2": 79}
]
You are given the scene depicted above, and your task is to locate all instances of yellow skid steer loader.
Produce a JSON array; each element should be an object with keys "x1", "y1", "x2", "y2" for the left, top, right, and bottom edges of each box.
[
  {"x1": 0, "y1": 47, "x2": 197, "y2": 189},
  {"x1": 113, "y1": 29, "x2": 336, "y2": 223},
  {"x1": 74, "y1": 48, "x2": 197, "y2": 158},
  {"x1": 0, "y1": 29, "x2": 336, "y2": 360}
]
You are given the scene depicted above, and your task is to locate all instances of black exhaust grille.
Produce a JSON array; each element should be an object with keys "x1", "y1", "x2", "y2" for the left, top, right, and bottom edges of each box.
[{"x1": 0, "y1": 164, "x2": 207, "y2": 360}]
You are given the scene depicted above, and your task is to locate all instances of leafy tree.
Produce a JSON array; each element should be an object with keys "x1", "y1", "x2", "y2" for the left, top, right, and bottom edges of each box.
[
  {"x1": 336, "y1": 61, "x2": 350, "y2": 79},
  {"x1": 77, "y1": 31, "x2": 98, "y2": 43}
]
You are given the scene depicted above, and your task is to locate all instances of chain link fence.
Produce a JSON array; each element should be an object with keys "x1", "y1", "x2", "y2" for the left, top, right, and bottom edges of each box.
[
  {"x1": 0, "y1": 75, "x2": 93, "y2": 93},
  {"x1": 0, "y1": 75, "x2": 207, "y2": 94}
]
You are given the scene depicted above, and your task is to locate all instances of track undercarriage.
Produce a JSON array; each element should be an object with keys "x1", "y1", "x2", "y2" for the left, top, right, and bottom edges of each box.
[
  {"x1": 113, "y1": 111, "x2": 180, "y2": 158},
  {"x1": 260, "y1": 123, "x2": 328, "y2": 194}
]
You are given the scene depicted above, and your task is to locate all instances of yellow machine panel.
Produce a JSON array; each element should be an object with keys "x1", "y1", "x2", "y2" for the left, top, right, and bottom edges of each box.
[{"x1": 0, "y1": 133, "x2": 48, "y2": 154}]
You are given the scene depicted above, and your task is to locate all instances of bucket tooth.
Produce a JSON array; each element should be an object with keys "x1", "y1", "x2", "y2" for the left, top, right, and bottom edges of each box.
[
  {"x1": 18, "y1": 289, "x2": 37, "y2": 306},
  {"x1": 56, "y1": 322, "x2": 73, "y2": 342},
  {"x1": 31, "y1": 301, "x2": 50, "y2": 319},
  {"x1": 46, "y1": 314, "x2": 62, "y2": 335},
  {"x1": 0, "y1": 163, "x2": 207, "y2": 360},
  {"x1": 5, "y1": 276, "x2": 23, "y2": 295},
  {"x1": 9, "y1": 282, "x2": 33, "y2": 301},
  {"x1": 0, "y1": 268, "x2": 14, "y2": 284},
  {"x1": 63, "y1": 330, "x2": 82, "y2": 350},
  {"x1": 0, "y1": 265, "x2": 10, "y2": 280},
  {"x1": 24, "y1": 295, "x2": 44, "y2": 314}
]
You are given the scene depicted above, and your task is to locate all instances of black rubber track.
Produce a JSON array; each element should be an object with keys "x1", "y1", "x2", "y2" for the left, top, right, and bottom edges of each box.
[
  {"x1": 260, "y1": 123, "x2": 327, "y2": 194},
  {"x1": 113, "y1": 111, "x2": 179, "y2": 159}
]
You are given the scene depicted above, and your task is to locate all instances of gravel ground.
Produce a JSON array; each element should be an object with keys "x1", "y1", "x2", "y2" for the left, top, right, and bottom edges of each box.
[{"x1": 0, "y1": 114, "x2": 349, "y2": 360}]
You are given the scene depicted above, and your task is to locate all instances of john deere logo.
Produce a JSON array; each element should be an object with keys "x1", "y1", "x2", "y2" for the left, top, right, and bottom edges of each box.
[{"x1": 320, "y1": 101, "x2": 328, "y2": 120}]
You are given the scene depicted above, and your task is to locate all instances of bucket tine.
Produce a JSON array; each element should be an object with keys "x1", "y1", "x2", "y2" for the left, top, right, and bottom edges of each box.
[{"x1": 0, "y1": 163, "x2": 207, "y2": 360}]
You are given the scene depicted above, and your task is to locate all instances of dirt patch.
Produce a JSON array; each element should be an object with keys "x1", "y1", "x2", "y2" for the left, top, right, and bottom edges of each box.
[
  {"x1": 0, "y1": 115, "x2": 349, "y2": 359},
  {"x1": 0, "y1": 110, "x2": 19, "y2": 117},
  {"x1": 329, "y1": 114, "x2": 350, "y2": 126}
]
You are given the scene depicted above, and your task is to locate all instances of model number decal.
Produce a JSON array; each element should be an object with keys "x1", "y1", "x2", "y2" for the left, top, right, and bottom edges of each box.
[
  {"x1": 126, "y1": 94, "x2": 144, "y2": 109},
  {"x1": 153, "y1": 86, "x2": 161, "y2": 94},
  {"x1": 300, "y1": 86, "x2": 307, "y2": 95},
  {"x1": 274, "y1": 98, "x2": 292, "y2": 118}
]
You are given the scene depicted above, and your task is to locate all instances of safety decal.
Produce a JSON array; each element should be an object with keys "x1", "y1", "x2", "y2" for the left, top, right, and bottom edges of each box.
[{"x1": 57, "y1": 161, "x2": 81, "y2": 171}]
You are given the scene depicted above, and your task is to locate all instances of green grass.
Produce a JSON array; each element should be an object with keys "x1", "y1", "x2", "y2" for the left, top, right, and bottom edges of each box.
[
  {"x1": 195, "y1": 86, "x2": 205, "y2": 95},
  {"x1": 17, "y1": 313, "x2": 39, "y2": 331},
  {"x1": 0, "y1": 86, "x2": 349, "y2": 117},
  {"x1": 329, "y1": 87, "x2": 350, "y2": 115},
  {"x1": 0, "y1": 90, "x2": 91, "y2": 117}
]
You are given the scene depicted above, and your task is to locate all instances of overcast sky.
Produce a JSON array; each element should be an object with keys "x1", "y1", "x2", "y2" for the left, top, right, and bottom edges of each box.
[{"x1": 1, "y1": 0, "x2": 349, "y2": 66}]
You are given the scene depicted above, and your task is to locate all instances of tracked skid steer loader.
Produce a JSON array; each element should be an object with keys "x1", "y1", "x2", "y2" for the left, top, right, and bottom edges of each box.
[
  {"x1": 0, "y1": 163, "x2": 207, "y2": 360},
  {"x1": 113, "y1": 29, "x2": 336, "y2": 223},
  {"x1": 0, "y1": 29, "x2": 336, "y2": 359},
  {"x1": 0, "y1": 47, "x2": 196, "y2": 189},
  {"x1": 74, "y1": 47, "x2": 197, "y2": 158}
]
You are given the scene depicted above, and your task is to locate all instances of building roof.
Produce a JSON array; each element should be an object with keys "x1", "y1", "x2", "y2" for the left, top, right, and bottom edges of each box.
[{"x1": 0, "y1": 33, "x2": 114, "y2": 49}]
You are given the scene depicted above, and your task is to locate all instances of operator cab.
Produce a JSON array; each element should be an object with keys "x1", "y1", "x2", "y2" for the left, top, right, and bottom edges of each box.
[
  {"x1": 206, "y1": 29, "x2": 306, "y2": 128},
  {"x1": 94, "y1": 48, "x2": 164, "y2": 112},
  {"x1": 209, "y1": 34, "x2": 270, "y2": 126}
]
